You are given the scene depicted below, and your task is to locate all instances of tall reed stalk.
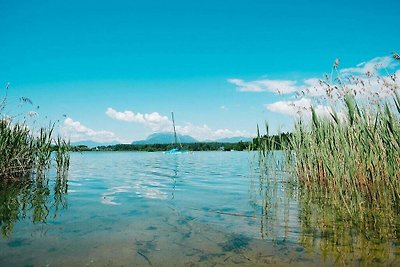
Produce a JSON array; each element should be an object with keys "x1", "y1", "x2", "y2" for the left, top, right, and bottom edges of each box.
[
  {"x1": 292, "y1": 94, "x2": 399, "y2": 232},
  {"x1": 257, "y1": 54, "x2": 400, "y2": 235},
  {"x1": 0, "y1": 84, "x2": 70, "y2": 182},
  {"x1": 55, "y1": 135, "x2": 70, "y2": 178}
]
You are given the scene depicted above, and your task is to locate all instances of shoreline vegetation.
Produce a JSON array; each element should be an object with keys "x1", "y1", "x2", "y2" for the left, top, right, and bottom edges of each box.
[
  {"x1": 0, "y1": 90, "x2": 70, "y2": 235},
  {"x1": 69, "y1": 141, "x2": 252, "y2": 152},
  {"x1": 0, "y1": 86, "x2": 70, "y2": 183},
  {"x1": 257, "y1": 54, "x2": 400, "y2": 240}
]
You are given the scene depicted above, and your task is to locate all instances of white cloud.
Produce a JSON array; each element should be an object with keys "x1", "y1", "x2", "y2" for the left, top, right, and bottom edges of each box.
[
  {"x1": 265, "y1": 98, "x2": 312, "y2": 117},
  {"x1": 230, "y1": 56, "x2": 399, "y2": 99},
  {"x1": 106, "y1": 108, "x2": 251, "y2": 140},
  {"x1": 175, "y1": 123, "x2": 251, "y2": 141},
  {"x1": 228, "y1": 78, "x2": 300, "y2": 94},
  {"x1": 341, "y1": 56, "x2": 396, "y2": 75},
  {"x1": 228, "y1": 77, "x2": 330, "y2": 97},
  {"x1": 62, "y1": 118, "x2": 122, "y2": 143},
  {"x1": 265, "y1": 98, "x2": 338, "y2": 120},
  {"x1": 106, "y1": 108, "x2": 171, "y2": 131},
  {"x1": 230, "y1": 55, "x2": 399, "y2": 120}
]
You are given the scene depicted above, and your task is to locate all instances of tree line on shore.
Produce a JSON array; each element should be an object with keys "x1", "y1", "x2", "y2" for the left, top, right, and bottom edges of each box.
[{"x1": 69, "y1": 133, "x2": 293, "y2": 152}]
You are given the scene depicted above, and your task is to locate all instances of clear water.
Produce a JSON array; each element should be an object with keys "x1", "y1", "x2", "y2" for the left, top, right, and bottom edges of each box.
[{"x1": 1, "y1": 151, "x2": 399, "y2": 266}]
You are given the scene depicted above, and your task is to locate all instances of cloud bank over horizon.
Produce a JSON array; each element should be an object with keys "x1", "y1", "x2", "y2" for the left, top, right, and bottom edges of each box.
[
  {"x1": 61, "y1": 118, "x2": 123, "y2": 144},
  {"x1": 231, "y1": 56, "x2": 400, "y2": 119},
  {"x1": 105, "y1": 108, "x2": 171, "y2": 131},
  {"x1": 106, "y1": 108, "x2": 252, "y2": 141}
]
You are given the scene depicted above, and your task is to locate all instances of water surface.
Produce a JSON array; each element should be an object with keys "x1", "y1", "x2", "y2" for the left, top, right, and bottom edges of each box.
[{"x1": 1, "y1": 152, "x2": 399, "y2": 266}]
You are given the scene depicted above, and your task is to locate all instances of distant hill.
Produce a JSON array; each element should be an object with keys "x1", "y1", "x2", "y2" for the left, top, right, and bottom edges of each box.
[
  {"x1": 71, "y1": 140, "x2": 119, "y2": 148},
  {"x1": 132, "y1": 132, "x2": 198, "y2": 145},
  {"x1": 214, "y1": 137, "x2": 252, "y2": 143}
]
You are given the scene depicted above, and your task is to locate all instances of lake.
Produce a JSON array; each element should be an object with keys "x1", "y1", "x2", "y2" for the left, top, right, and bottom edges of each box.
[{"x1": 1, "y1": 151, "x2": 399, "y2": 266}]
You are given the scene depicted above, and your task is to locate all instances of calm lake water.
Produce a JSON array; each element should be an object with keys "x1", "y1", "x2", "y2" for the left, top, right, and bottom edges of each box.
[{"x1": 1, "y1": 151, "x2": 399, "y2": 266}]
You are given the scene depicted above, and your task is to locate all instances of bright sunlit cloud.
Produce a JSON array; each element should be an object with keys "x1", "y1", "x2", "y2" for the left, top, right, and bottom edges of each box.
[
  {"x1": 228, "y1": 78, "x2": 300, "y2": 94},
  {"x1": 341, "y1": 56, "x2": 395, "y2": 75},
  {"x1": 234, "y1": 56, "x2": 400, "y2": 119},
  {"x1": 106, "y1": 108, "x2": 252, "y2": 141},
  {"x1": 265, "y1": 98, "x2": 337, "y2": 119},
  {"x1": 105, "y1": 108, "x2": 171, "y2": 131},
  {"x1": 175, "y1": 123, "x2": 251, "y2": 141},
  {"x1": 62, "y1": 118, "x2": 122, "y2": 143}
]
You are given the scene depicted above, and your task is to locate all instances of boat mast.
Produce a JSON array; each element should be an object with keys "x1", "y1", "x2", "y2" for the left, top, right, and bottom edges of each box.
[{"x1": 171, "y1": 112, "x2": 178, "y2": 147}]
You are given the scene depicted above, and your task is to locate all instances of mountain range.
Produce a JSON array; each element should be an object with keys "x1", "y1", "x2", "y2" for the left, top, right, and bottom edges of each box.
[{"x1": 132, "y1": 132, "x2": 198, "y2": 145}]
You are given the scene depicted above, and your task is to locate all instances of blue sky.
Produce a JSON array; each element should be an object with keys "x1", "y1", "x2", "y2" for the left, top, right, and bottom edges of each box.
[{"x1": 1, "y1": 0, "x2": 399, "y2": 143}]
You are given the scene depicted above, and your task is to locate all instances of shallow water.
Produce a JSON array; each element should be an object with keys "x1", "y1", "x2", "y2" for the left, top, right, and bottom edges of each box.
[{"x1": 1, "y1": 151, "x2": 399, "y2": 266}]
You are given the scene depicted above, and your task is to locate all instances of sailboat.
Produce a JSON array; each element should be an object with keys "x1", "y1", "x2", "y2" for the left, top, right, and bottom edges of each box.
[{"x1": 164, "y1": 112, "x2": 189, "y2": 154}]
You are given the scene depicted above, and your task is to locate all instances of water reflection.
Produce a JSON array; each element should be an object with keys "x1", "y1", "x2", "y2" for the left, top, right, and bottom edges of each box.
[
  {"x1": 0, "y1": 173, "x2": 68, "y2": 238},
  {"x1": 249, "y1": 152, "x2": 297, "y2": 241},
  {"x1": 2, "y1": 151, "x2": 399, "y2": 266},
  {"x1": 254, "y1": 152, "x2": 400, "y2": 265},
  {"x1": 297, "y1": 191, "x2": 400, "y2": 265}
]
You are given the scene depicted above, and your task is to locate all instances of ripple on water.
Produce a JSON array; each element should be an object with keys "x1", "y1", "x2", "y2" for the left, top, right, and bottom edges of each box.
[{"x1": 1, "y1": 151, "x2": 399, "y2": 266}]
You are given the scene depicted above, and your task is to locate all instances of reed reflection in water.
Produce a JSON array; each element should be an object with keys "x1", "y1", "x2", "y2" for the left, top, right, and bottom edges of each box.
[
  {"x1": 1, "y1": 151, "x2": 399, "y2": 266},
  {"x1": 0, "y1": 172, "x2": 68, "y2": 238},
  {"x1": 254, "y1": 151, "x2": 400, "y2": 266}
]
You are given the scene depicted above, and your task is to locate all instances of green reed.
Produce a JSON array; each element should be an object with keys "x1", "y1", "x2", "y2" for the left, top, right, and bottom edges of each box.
[
  {"x1": 250, "y1": 148, "x2": 400, "y2": 265},
  {"x1": 0, "y1": 85, "x2": 70, "y2": 182},
  {"x1": 0, "y1": 119, "x2": 34, "y2": 180},
  {"x1": 55, "y1": 135, "x2": 70, "y2": 178},
  {"x1": 0, "y1": 119, "x2": 57, "y2": 181},
  {"x1": 256, "y1": 55, "x2": 400, "y2": 236},
  {"x1": 291, "y1": 93, "x2": 400, "y2": 225},
  {"x1": 0, "y1": 84, "x2": 70, "y2": 237}
]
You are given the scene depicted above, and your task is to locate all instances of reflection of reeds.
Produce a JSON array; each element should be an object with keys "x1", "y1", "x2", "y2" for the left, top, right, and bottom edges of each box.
[
  {"x1": 298, "y1": 191, "x2": 399, "y2": 266},
  {"x1": 0, "y1": 181, "x2": 30, "y2": 237},
  {"x1": 0, "y1": 174, "x2": 68, "y2": 237},
  {"x1": 54, "y1": 136, "x2": 69, "y2": 216}
]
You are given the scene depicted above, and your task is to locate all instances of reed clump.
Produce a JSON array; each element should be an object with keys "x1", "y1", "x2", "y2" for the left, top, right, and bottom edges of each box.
[
  {"x1": 292, "y1": 92, "x2": 400, "y2": 223},
  {"x1": 257, "y1": 54, "x2": 400, "y2": 235},
  {"x1": 0, "y1": 85, "x2": 70, "y2": 182},
  {"x1": 0, "y1": 118, "x2": 62, "y2": 181}
]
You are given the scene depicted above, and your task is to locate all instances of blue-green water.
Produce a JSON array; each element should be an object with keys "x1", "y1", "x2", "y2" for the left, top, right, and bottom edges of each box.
[{"x1": 1, "y1": 152, "x2": 399, "y2": 266}]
